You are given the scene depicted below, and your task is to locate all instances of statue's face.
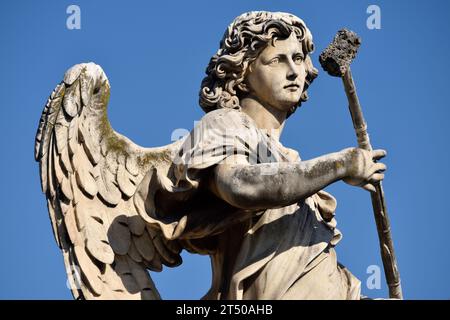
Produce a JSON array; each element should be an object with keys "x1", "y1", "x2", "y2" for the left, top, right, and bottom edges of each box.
[{"x1": 246, "y1": 33, "x2": 306, "y2": 113}]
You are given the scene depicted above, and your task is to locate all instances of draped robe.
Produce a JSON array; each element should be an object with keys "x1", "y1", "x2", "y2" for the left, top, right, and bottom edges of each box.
[{"x1": 135, "y1": 108, "x2": 361, "y2": 300}]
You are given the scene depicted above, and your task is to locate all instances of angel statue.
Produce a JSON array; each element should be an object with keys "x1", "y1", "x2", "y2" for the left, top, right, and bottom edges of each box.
[{"x1": 35, "y1": 11, "x2": 387, "y2": 300}]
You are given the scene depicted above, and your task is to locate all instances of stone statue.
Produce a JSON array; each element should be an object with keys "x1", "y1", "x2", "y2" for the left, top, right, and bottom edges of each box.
[{"x1": 35, "y1": 11, "x2": 387, "y2": 300}]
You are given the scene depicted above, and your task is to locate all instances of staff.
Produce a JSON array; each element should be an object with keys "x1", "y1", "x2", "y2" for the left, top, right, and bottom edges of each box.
[{"x1": 319, "y1": 29, "x2": 403, "y2": 299}]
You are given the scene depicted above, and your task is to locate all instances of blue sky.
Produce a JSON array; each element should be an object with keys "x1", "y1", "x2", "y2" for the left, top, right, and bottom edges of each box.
[{"x1": 1, "y1": 0, "x2": 449, "y2": 299}]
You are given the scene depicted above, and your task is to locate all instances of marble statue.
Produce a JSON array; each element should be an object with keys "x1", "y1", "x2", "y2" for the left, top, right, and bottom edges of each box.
[{"x1": 35, "y1": 11, "x2": 388, "y2": 300}]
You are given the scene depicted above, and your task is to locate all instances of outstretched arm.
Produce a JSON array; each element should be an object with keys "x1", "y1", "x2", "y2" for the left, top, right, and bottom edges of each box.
[{"x1": 208, "y1": 147, "x2": 386, "y2": 211}]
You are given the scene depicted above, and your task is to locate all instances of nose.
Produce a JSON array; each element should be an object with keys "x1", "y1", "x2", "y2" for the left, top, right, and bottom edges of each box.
[{"x1": 286, "y1": 58, "x2": 298, "y2": 80}]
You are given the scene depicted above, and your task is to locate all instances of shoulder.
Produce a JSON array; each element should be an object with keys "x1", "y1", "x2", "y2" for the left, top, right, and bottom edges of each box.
[{"x1": 199, "y1": 108, "x2": 253, "y2": 130}]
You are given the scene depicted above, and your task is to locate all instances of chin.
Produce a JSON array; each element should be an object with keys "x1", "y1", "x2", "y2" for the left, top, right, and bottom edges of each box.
[
  {"x1": 278, "y1": 99, "x2": 301, "y2": 112},
  {"x1": 270, "y1": 94, "x2": 301, "y2": 112},
  {"x1": 273, "y1": 104, "x2": 296, "y2": 114}
]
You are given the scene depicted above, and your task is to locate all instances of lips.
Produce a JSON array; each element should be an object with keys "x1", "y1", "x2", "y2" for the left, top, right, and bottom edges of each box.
[{"x1": 284, "y1": 83, "x2": 300, "y2": 90}]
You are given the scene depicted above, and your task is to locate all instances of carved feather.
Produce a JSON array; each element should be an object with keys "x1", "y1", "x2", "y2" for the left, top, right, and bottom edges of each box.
[
  {"x1": 63, "y1": 80, "x2": 80, "y2": 118},
  {"x1": 107, "y1": 214, "x2": 131, "y2": 255},
  {"x1": 127, "y1": 212, "x2": 146, "y2": 236},
  {"x1": 52, "y1": 143, "x2": 65, "y2": 185},
  {"x1": 73, "y1": 148, "x2": 97, "y2": 197},
  {"x1": 127, "y1": 258, "x2": 160, "y2": 299},
  {"x1": 145, "y1": 251, "x2": 163, "y2": 272},
  {"x1": 153, "y1": 234, "x2": 179, "y2": 266},
  {"x1": 79, "y1": 119, "x2": 101, "y2": 165},
  {"x1": 55, "y1": 109, "x2": 69, "y2": 155},
  {"x1": 125, "y1": 155, "x2": 140, "y2": 176},
  {"x1": 73, "y1": 245, "x2": 104, "y2": 296},
  {"x1": 68, "y1": 116, "x2": 79, "y2": 157},
  {"x1": 46, "y1": 199, "x2": 61, "y2": 248},
  {"x1": 64, "y1": 206, "x2": 82, "y2": 246},
  {"x1": 97, "y1": 167, "x2": 121, "y2": 206},
  {"x1": 117, "y1": 165, "x2": 135, "y2": 198},
  {"x1": 47, "y1": 136, "x2": 56, "y2": 199},
  {"x1": 133, "y1": 232, "x2": 155, "y2": 262},
  {"x1": 114, "y1": 255, "x2": 141, "y2": 294},
  {"x1": 60, "y1": 173, "x2": 73, "y2": 201},
  {"x1": 127, "y1": 240, "x2": 143, "y2": 263}
]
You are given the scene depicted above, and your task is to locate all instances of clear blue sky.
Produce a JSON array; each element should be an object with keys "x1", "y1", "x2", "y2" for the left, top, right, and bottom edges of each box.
[{"x1": 1, "y1": 0, "x2": 449, "y2": 299}]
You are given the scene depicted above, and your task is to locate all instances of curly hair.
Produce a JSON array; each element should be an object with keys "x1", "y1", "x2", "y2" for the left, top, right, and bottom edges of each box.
[{"x1": 199, "y1": 11, "x2": 318, "y2": 118}]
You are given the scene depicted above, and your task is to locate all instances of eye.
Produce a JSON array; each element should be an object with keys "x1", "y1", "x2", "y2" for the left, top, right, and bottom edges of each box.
[
  {"x1": 268, "y1": 57, "x2": 280, "y2": 66},
  {"x1": 293, "y1": 54, "x2": 304, "y2": 64}
]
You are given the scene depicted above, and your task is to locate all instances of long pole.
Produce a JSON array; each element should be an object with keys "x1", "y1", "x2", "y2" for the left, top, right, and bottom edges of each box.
[{"x1": 343, "y1": 67, "x2": 403, "y2": 299}]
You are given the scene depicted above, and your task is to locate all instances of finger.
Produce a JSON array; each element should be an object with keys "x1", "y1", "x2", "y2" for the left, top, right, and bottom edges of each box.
[
  {"x1": 361, "y1": 183, "x2": 376, "y2": 193},
  {"x1": 372, "y1": 149, "x2": 387, "y2": 161},
  {"x1": 373, "y1": 162, "x2": 387, "y2": 172},
  {"x1": 369, "y1": 173, "x2": 385, "y2": 183}
]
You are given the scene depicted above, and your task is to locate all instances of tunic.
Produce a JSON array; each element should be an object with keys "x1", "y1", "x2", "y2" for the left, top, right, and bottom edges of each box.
[{"x1": 135, "y1": 107, "x2": 361, "y2": 300}]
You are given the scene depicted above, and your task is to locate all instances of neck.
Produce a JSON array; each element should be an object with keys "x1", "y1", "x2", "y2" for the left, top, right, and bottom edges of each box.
[{"x1": 240, "y1": 95, "x2": 287, "y2": 140}]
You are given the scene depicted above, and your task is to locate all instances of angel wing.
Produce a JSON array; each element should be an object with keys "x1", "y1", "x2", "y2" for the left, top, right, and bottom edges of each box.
[{"x1": 34, "y1": 62, "x2": 184, "y2": 299}]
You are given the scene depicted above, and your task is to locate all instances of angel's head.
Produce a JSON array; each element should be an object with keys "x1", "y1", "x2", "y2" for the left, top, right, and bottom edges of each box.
[{"x1": 199, "y1": 11, "x2": 318, "y2": 118}]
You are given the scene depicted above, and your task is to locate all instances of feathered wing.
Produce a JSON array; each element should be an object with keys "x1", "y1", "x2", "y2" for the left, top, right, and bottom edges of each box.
[{"x1": 35, "y1": 62, "x2": 184, "y2": 299}]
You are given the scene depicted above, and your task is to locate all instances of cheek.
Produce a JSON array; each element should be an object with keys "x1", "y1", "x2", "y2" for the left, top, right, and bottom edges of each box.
[
  {"x1": 249, "y1": 70, "x2": 276, "y2": 94},
  {"x1": 293, "y1": 65, "x2": 307, "y2": 92},
  {"x1": 261, "y1": 71, "x2": 284, "y2": 90},
  {"x1": 299, "y1": 64, "x2": 307, "y2": 82}
]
